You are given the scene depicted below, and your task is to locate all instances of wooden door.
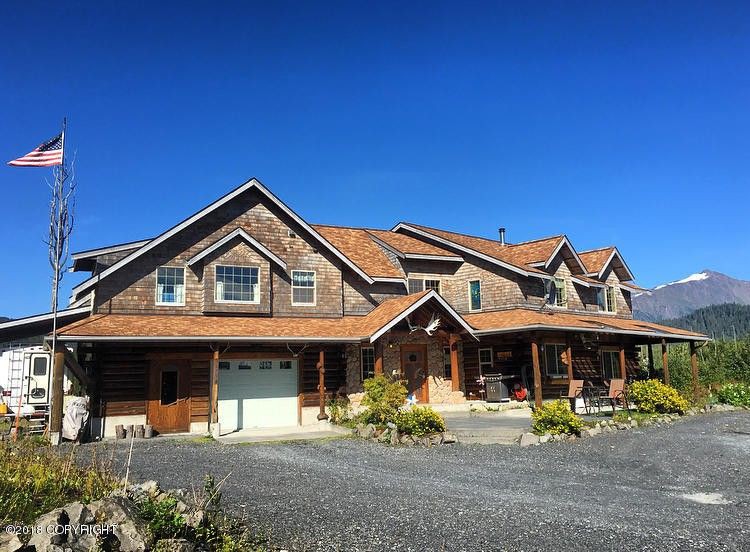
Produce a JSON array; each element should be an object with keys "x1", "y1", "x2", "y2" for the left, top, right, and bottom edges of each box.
[
  {"x1": 401, "y1": 344, "x2": 429, "y2": 404},
  {"x1": 147, "y1": 360, "x2": 191, "y2": 433}
]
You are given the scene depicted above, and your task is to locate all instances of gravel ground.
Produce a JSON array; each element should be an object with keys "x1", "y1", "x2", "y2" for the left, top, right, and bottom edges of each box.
[{"x1": 92, "y1": 412, "x2": 750, "y2": 551}]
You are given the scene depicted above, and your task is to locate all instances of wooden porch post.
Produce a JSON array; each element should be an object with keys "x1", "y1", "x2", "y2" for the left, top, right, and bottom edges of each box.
[
  {"x1": 647, "y1": 344, "x2": 654, "y2": 376},
  {"x1": 374, "y1": 341, "x2": 383, "y2": 376},
  {"x1": 317, "y1": 350, "x2": 328, "y2": 420},
  {"x1": 565, "y1": 335, "x2": 574, "y2": 381},
  {"x1": 210, "y1": 349, "x2": 219, "y2": 426},
  {"x1": 49, "y1": 348, "x2": 66, "y2": 444},
  {"x1": 661, "y1": 339, "x2": 670, "y2": 386},
  {"x1": 690, "y1": 341, "x2": 699, "y2": 400},
  {"x1": 449, "y1": 334, "x2": 461, "y2": 392},
  {"x1": 531, "y1": 337, "x2": 543, "y2": 409},
  {"x1": 619, "y1": 345, "x2": 627, "y2": 381}
]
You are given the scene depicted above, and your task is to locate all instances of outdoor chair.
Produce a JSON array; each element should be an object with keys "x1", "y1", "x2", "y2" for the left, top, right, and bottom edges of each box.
[
  {"x1": 560, "y1": 379, "x2": 587, "y2": 414},
  {"x1": 598, "y1": 378, "x2": 630, "y2": 413}
]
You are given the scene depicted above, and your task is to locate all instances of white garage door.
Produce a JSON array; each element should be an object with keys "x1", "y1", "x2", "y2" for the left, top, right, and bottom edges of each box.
[{"x1": 218, "y1": 359, "x2": 298, "y2": 432}]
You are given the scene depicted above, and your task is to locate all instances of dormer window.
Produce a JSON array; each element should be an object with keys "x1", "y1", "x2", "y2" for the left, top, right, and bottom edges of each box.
[
  {"x1": 598, "y1": 285, "x2": 617, "y2": 313},
  {"x1": 215, "y1": 265, "x2": 259, "y2": 303},
  {"x1": 553, "y1": 277, "x2": 567, "y2": 307},
  {"x1": 156, "y1": 266, "x2": 185, "y2": 306}
]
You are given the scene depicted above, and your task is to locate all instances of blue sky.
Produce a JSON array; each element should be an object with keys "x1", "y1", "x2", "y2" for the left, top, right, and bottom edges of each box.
[{"x1": 2, "y1": 2, "x2": 749, "y2": 317}]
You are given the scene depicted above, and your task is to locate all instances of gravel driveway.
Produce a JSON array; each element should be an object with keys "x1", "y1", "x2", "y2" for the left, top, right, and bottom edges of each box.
[{"x1": 97, "y1": 412, "x2": 750, "y2": 551}]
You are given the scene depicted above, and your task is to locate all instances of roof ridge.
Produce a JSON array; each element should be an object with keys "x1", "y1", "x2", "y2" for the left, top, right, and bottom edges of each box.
[
  {"x1": 507, "y1": 234, "x2": 565, "y2": 247},
  {"x1": 403, "y1": 222, "x2": 505, "y2": 245},
  {"x1": 579, "y1": 246, "x2": 616, "y2": 254},
  {"x1": 312, "y1": 222, "x2": 388, "y2": 232}
]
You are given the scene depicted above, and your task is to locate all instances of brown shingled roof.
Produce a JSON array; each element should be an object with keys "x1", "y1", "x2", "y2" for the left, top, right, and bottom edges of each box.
[
  {"x1": 312, "y1": 225, "x2": 403, "y2": 279},
  {"x1": 578, "y1": 247, "x2": 615, "y2": 274},
  {"x1": 57, "y1": 291, "x2": 476, "y2": 342},
  {"x1": 464, "y1": 308, "x2": 708, "y2": 341},
  {"x1": 505, "y1": 235, "x2": 565, "y2": 265},
  {"x1": 366, "y1": 229, "x2": 459, "y2": 258}
]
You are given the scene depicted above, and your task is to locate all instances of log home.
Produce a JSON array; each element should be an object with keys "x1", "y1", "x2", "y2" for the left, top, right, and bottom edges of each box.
[{"x1": 0, "y1": 178, "x2": 708, "y2": 437}]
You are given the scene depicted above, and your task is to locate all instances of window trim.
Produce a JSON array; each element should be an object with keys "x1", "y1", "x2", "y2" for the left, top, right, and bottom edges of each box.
[
  {"x1": 155, "y1": 266, "x2": 186, "y2": 306},
  {"x1": 361, "y1": 346, "x2": 375, "y2": 381},
  {"x1": 424, "y1": 279, "x2": 441, "y2": 293},
  {"x1": 478, "y1": 347, "x2": 493, "y2": 375},
  {"x1": 600, "y1": 347, "x2": 621, "y2": 379},
  {"x1": 407, "y1": 277, "x2": 441, "y2": 294},
  {"x1": 291, "y1": 269, "x2": 317, "y2": 306},
  {"x1": 598, "y1": 285, "x2": 618, "y2": 314},
  {"x1": 468, "y1": 280, "x2": 482, "y2": 312},
  {"x1": 543, "y1": 342, "x2": 569, "y2": 378},
  {"x1": 553, "y1": 277, "x2": 568, "y2": 308},
  {"x1": 214, "y1": 264, "x2": 261, "y2": 305}
]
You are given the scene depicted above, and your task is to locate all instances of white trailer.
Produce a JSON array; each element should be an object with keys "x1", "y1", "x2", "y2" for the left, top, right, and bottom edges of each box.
[{"x1": 0, "y1": 341, "x2": 53, "y2": 415}]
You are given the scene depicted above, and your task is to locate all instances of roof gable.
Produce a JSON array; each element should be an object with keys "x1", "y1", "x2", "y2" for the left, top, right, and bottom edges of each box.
[
  {"x1": 186, "y1": 227, "x2": 287, "y2": 269},
  {"x1": 71, "y1": 178, "x2": 375, "y2": 298},
  {"x1": 580, "y1": 246, "x2": 634, "y2": 281},
  {"x1": 311, "y1": 225, "x2": 403, "y2": 280}
]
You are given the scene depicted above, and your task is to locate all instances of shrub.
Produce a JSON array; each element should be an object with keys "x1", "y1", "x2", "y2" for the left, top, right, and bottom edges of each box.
[
  {"x1": 361, "y1": 375, "x2": 408, "y2": 424},
  {"x1": 716, "y1": 383, "x2": 750, "y2": 407},
  {"x1": 628, "y1": 379, "x2": 688, "y2": 414},
  {"x1": 531, "y1": 400, "x2": 584, "y2": 435},
  {"x1": 394, "y1": 407, "x2": 446, "y2": 437},
  {"x1": 0, "y1": 439, "x2": 119, "y2": 525},
  {"x1": 326, "y1": 396, "x2": 352, "y2": 425}
]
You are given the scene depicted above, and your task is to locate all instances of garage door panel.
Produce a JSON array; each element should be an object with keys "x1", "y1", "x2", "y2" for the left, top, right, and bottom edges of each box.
[{"x1": 218, "y1": 359, "x2": 298, "y2": 431}]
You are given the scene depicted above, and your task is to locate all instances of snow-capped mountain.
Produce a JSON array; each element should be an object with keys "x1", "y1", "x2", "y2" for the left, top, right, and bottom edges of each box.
[{"x1": 633, "y1": 270, "x2": 750, "y2": 321}]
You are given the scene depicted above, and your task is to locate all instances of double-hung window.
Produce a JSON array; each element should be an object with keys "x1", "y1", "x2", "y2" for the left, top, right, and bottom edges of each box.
[
  {"x1": 478, "y1": 347, "x2": 493, "y2": 375},
  {"x1": 553, "y1": 277, "x2": 568, "y2": 307},
  {"x1": 292, "y1": 270, "x2": 316, "y2": 305},
  {"x1": 468, "y1": 280, "x2": 482, "y2": 311},
  {"x1": 600, "y1": 348, "x2": 621, "y2": 379},
  {"x1": 215, "y1": 265, "x2": 259, "y2": 303},
  {"x1": 407, "y1": 278, "x2": 441, "y2": 294},
  {"x1": 544, "y1": 343, "x2": 568, "y2": 378},
  {"x1": 156, "y1": 266, "x2": 185, "y2": 305},
  {"x1": 598, "y1": 285, "x2": 617, "y2": 313},
  {"x1": 361, "y1": 347, "x2": 375, "y2": 381}
]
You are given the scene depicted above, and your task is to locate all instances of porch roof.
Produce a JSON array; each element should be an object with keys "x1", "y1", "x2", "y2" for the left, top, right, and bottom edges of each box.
[
  {"x1": 464, "y1": 308, "x2": 710, "y2": 343},
  {"x1": 55, "y1": 290, "x2": 476, "y2": 343}
]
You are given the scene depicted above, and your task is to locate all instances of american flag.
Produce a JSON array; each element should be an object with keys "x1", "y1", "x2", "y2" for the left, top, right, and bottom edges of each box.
[{"x1": 8, "y1": 132, "x2": 64, "y2": 167}]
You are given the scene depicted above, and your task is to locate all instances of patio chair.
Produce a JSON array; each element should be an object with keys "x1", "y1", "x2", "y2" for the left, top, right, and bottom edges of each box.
[
  {"x1": 598, "y1": 378, "x2": 629, "y2": 413},
  {"x1": 560, "y1": 379, "x2": 587, "y2": 414}
]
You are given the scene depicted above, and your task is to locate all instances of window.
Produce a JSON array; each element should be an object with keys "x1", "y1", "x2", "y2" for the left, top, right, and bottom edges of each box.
[
  {"x1": 598, "y1": 285, "x2": 617, "y2": 313},
  {"x1": 553, "y1": 277, "x2": 568, "y2": 307},
  {"x1": 544, "y1": 343, "x2": 569, "y2": 377},
  {"x1": 424, "y1": 279, "x2": 441, "y2": 293},
  {"x1": 479, "y1": 347, "x2": 493, "y2": 375},
  {"x1": 219, "y1": 361, "x2": 230, "y2": 370},
  {"x1": 443, "y1": 346, "x2": 452, "y2": 379},
  {"x1": 469, "y1": 280, "x2": 482, "y2": 311},
  {"x1": 601, "y1": 349, "x2": 621, "y2": 379},
  {"x1": 361, "y1": 347, "x2": 375, "y2": 380},
  {"x1": 292, "y1": 270, "x2": 316, "y2": 305},
  {"x1": 408, "y1": 278, "x2": 424, "y2": 294},
  {"x1": 32, "y1": 357, "x2": 47, "y2": 376},
  {"x1": 156, "y1": 267, "x2": 185, "y2": 305},
  {"x1": 160, "y1": 369, "x2": 178, "y2": 405},
  {"x1": 280, "y1": 360, "x2": 293, "y2": 370},
  {"x1": 259, "y1": 360, "x2": 272, "y2": 370},
  {"x1": 215, "y1": 265, "x2": 259, "y2": 303},
  {"x1": 238, "y1": 362, "x2": 252, "y2": 370}
]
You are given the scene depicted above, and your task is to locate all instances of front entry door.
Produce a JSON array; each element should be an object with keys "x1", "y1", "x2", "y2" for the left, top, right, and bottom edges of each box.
[
  {"x1": 401, "y1": 344, "x2": 429, "y2": 403},
  {"x1": 147, "y1": 360, "x2": 191, "y2": 434}
]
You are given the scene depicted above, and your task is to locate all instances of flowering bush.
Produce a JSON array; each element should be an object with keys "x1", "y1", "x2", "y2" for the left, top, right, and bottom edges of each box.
[
  {"x1": 360, "y1": 375, "x2": 408, "y2": 425},
  {"x1": 628, "y1": 379, "x2": 688, "y2": 414},
  {"x1": 716, "y1": 383, "x2": 750, "y2": 407},
  {"x1": 394, "y1": 407, "x2": 446, "y2": 437},
  {"x1": 531, "y1": 400, "x2": 584, "y2": 435}
]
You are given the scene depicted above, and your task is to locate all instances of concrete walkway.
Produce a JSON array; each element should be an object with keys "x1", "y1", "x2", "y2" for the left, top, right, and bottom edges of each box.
[
  {"x1": 443, "y1": 407, "x2": 532, "y2": 444},
  {"x1": 217, "y1": 423, "x2": 350, "y2": 444}
]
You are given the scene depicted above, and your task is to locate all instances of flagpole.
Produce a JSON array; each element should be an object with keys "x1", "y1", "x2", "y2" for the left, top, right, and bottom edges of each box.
[{"x1": 49, "y1": 117, "x2": 65, "y2": 442}]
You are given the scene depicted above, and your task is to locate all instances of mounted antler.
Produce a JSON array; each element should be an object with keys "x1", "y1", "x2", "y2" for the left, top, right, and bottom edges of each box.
[{"x1": 406, "y1": 313, "x2": 441, "y2": 336}]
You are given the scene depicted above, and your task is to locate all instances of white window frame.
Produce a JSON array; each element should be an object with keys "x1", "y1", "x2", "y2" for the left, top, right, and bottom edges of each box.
[
  {"x1": 291, "y1": 269, "x2": 317, "y2": 306},
  {"x1": 407, "y1": 277, "x2": 441, "y2": 294},
  {"x1": 600, "y1": 347, "x2": 621, "y2": 379},
  {"x1": 361, "y1": 346, "x2": 375, "y2": 381},
  {"x1": 468, "y1": 280, "x2": 482, "y2": 312},
  {"x1": 214, "y1": 265, "x2": 260, "y2": 304},
  {"x1": 408, "y1": 278, "x2": 425, "y2": 294},
  {"x1": 544, "y1": 343, "x2": 568, "y2": 378},
  {"x1": 478, "y1": 347, "x2": 493, "y2": 375},
  {"x1": 553, "y1": 277, "x2": 568, "y2": 308},
  {"x1": 598, "y1": 285, "x2": 617, "y2": 313},
  {"x1": 424, "y1": 279, "x2": 441, "y2": 293},
  {"x1": 155, "y1": 266, "x2": 186, "y2": 306}
]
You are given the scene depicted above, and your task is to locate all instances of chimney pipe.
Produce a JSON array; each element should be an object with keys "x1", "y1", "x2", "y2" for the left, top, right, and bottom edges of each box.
[{"x1": 498, "y1": 227, "x2": 506, "y2": 245}]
